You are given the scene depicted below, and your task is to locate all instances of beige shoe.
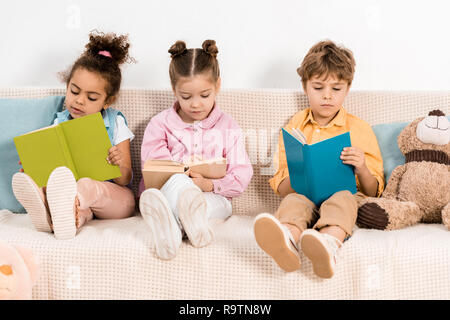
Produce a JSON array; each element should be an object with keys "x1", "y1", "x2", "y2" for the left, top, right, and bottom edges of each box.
[
  {"x1": 12, "y1": 172, "x2": 52, "y2": 232},
  {"x1": 140, "y1": 188, "x2": 182, "y2": 260},
  {"x1": 300, "y1": 229, "x2": 342, "y2": 279},
  {"x1": 253, "y1": 213, "x2": 301, "y2": 272},
  {"x1": 177, "y1": 186, "x2": 213, "y2": 248},
  {"x1": 46, "y1": 167, "x2": 77, "y2": 240}
]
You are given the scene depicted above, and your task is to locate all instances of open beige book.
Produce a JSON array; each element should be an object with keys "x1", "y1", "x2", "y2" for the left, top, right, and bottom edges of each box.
[{"x1": 142, "y1": 157, "x2": 227, "y2": 190}]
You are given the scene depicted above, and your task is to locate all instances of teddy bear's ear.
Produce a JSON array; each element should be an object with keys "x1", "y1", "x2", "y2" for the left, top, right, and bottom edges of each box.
[
  {"x1": 397, "y1": 118, "x2": 423, "y2": 154},
  {"x1": 12, "y1": 245, "x2": 39, "y2": 285}
]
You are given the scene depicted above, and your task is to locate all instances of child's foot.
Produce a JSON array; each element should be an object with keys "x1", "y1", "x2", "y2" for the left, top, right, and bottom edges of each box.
[
  {"x1": 300, "y1": 229, "x2": 342, "y2": 279},
  {"x1": 140, "y1": 188, "x2": 182, "y2": 260},
  {"x1": 74, "y1": 196, "x2": 93, "y2": 229},
  {"x1": 12, "y1": 172, "x2": 53, "y2": 232},
  {"x1": 46, "y1": 167, "x2": 77, "y2": 240},
  {"x1": 253, "y1": 213, "x2": 301, "y2": 272},
  {"x1": 177, "y1": 186, "x2": 213, "y2": 248}
]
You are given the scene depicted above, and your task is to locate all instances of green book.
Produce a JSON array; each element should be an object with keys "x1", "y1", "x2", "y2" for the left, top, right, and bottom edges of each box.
[{"x1": 14, "y1": 112, "x2": 122, "y2": 187}]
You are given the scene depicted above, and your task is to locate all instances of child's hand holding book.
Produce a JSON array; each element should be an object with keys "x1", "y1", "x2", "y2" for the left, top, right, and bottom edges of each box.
[
  {"x1": 189, "y1": 171, "x2": 214, "y2": 192},
  {"x1": 106, "y1": 141, "x2": 132, "y2": 186},
  {"x1": 340, "y1": 146, "x2": 367, "y2": 175},
  {"x1": 340, "y1": 146, "x2": 379, "y2": 197},
  {"x1": 107, "y1": 145, "x2": 124, "y2": 167}
]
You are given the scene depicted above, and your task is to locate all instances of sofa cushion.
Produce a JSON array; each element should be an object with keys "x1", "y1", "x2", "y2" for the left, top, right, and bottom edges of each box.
[
  {"x1": 372, "y1": 116, "x2": 450, "y2": 182},
  {"x1": 0, "y1": 96, "x2": 65, "y2": 212},
  {"x1": 372, "y1": 121, "x2": 408, "y2": 182},
  {"x1": 372, "y1": 116, "x2": 450, "y2": 183}
]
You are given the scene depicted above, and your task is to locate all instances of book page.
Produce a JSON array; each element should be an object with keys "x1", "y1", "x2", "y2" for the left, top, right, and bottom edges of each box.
[
  {"x1": 186, "y1": 157, "x2": 226, "y2": 167},
  {"x1": 295, "y1": 128, "x2": 307, "y2": 144},
  {"x1": 188, "y1": 157, "x2": 227, "y2": 179},
  {"x1": 142, "y1": 158, "x2": 227, "y2": 189},
  {"x1": 22, "y1": 123, "x2": 57, "y2": 135},
  {"x1": 143, "y1": 159, "x2": 185, "y2": 169},
  {"x1": 291, "y1": 128, "x2": 307, "y2": 144},
  {"x1": 143, "y1": 165, "x2": 187, "y2": 173}
]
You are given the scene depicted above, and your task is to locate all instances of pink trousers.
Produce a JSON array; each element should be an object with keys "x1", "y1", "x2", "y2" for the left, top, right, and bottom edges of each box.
[{"x1": 75, "y1": 178, "x2": 136, "y2": 228}]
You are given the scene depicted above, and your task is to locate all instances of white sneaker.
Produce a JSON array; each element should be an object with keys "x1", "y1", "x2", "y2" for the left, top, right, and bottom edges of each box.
[
  {"x1": 46, "y1": 167, "x2": 77, "y2": 240},
  {"x1": 300, "y1": 229, "x2": 342, "y2": 279},
  {"x1": 12, "y1": 172, "x2": 52, "y2": 232},
  {"x1": 253, "y1": 213, "x2": 301, "y2": 272},
  {"x1": 177, "y1": 186, "x2": 213, "y2": 248},
  {"x1": 140, "y1": 188, "x2": 182, "y2": 260}
]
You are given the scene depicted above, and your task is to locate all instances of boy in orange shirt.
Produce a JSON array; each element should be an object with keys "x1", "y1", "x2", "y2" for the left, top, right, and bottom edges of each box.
[{"x1": 253, "y1": 40, "x2": 384, "y2": 278}]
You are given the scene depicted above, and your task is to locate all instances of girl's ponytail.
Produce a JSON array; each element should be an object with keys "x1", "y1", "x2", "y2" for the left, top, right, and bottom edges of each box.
[
  {"x1": 169, "y1": 41, "x2": 188, "y2": 58},
  {"x1": 85, "y1": 30, "x2": 134, "y2": 66},
  {"x1": 202, "y1": 40, "x2": 218, "y2": 58},
  {"x1": 59, "y1": 30, "x2": 135, "y2": 103},
  {"x1": 168, "y1": 39, "x2": 220, "y2": 89}
]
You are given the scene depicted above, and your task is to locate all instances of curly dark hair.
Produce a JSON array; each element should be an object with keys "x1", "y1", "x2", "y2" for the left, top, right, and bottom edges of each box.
[{"x1": 60, "y1": 30, "x2": 135, "y2": 103}]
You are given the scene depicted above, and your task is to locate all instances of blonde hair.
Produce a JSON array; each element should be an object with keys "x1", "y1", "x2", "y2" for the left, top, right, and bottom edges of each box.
[
  {"x1": 297, "y1": 40, "x2": 355, "y2": 87},
  {"x1": 168, "y1": 40, "x2": 220, "y2": 88}
]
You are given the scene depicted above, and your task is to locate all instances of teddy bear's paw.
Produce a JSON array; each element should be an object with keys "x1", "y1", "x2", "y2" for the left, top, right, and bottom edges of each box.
[
  {"x1": 442, "y1": 203, "x2": 450, "y2": 230},
  {"x1": 358, "y1": 199, "x2": 423, "y2": 230},
  {"x1": 357, "y1": 202, "x2": 389, "y2": 230}
]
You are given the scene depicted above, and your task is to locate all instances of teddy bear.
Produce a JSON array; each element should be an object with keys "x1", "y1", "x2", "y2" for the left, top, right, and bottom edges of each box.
[
  {"x1": 0, "y1": 240, "x2": 39, "y2": 299},
  {"x1": 357, "y1": 109, "x2": 450, "y2": 230}
]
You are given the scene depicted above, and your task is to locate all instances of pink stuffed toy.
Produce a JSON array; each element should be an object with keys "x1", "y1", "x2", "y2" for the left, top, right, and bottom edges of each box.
[{"x1": 0, "y1": 241, "x2": 39, "y2": 299}]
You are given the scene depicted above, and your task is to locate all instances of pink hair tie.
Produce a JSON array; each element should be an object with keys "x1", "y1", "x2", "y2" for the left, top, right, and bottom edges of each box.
[{"x1": 98, "y1": 50, "x2": 112, "y2": 58}]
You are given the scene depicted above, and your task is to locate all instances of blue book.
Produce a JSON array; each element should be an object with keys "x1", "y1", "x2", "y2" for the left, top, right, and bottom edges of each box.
[{"x1": 282, "y1": 128, "x2": 357, "y2": 206}]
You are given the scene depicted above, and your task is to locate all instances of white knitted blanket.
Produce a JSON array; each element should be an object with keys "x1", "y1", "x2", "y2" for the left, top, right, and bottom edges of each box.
[{"x1": 1, "y1": 209, "x2": 449, "y2": 299}]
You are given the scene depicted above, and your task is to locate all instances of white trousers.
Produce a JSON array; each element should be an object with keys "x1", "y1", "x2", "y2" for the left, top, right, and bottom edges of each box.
[{"x1": 160, "y1": 173, "x2": 232, "y2": 224}]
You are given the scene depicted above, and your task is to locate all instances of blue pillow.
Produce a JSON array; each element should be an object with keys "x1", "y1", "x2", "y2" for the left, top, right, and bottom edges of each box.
[
  {"x1": 0, "y1": 96, "x2": 65, "y2": 212},
  {"x1": 372, "y1": 115, "x2": 450, "y2": 182}
]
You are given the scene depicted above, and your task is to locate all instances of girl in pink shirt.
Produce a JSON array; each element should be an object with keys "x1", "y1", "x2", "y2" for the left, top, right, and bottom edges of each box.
[{"x1": 139, "y1": 40, "x2": 253, "y2": 260}]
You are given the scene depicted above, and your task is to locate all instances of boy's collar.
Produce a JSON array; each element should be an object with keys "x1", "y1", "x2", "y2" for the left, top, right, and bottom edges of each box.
[{"x1": 305, "y1": 106, "x2": 346, "y2": 127}]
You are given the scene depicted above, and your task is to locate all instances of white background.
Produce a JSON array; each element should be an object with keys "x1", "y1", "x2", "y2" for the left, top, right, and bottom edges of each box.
[{"x1": 1, "y1": 0, "x2": 449, "y2": 91}]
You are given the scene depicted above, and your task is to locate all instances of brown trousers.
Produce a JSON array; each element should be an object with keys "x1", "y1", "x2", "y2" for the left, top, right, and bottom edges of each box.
[{"x1": 275, "y1": 191, "x2": 366, "y2": 236}]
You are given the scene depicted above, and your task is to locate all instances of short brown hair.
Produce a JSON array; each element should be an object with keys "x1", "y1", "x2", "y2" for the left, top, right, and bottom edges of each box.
[
  {"x1": 168, "y1": 40, "x2": 220, "y2": 88},
  {"x1": 60, "y1": 30, "x2": 135, "y2": 104},
  {"x1": 297, "y1": 40, "x2": 355, "y2": 88}
]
